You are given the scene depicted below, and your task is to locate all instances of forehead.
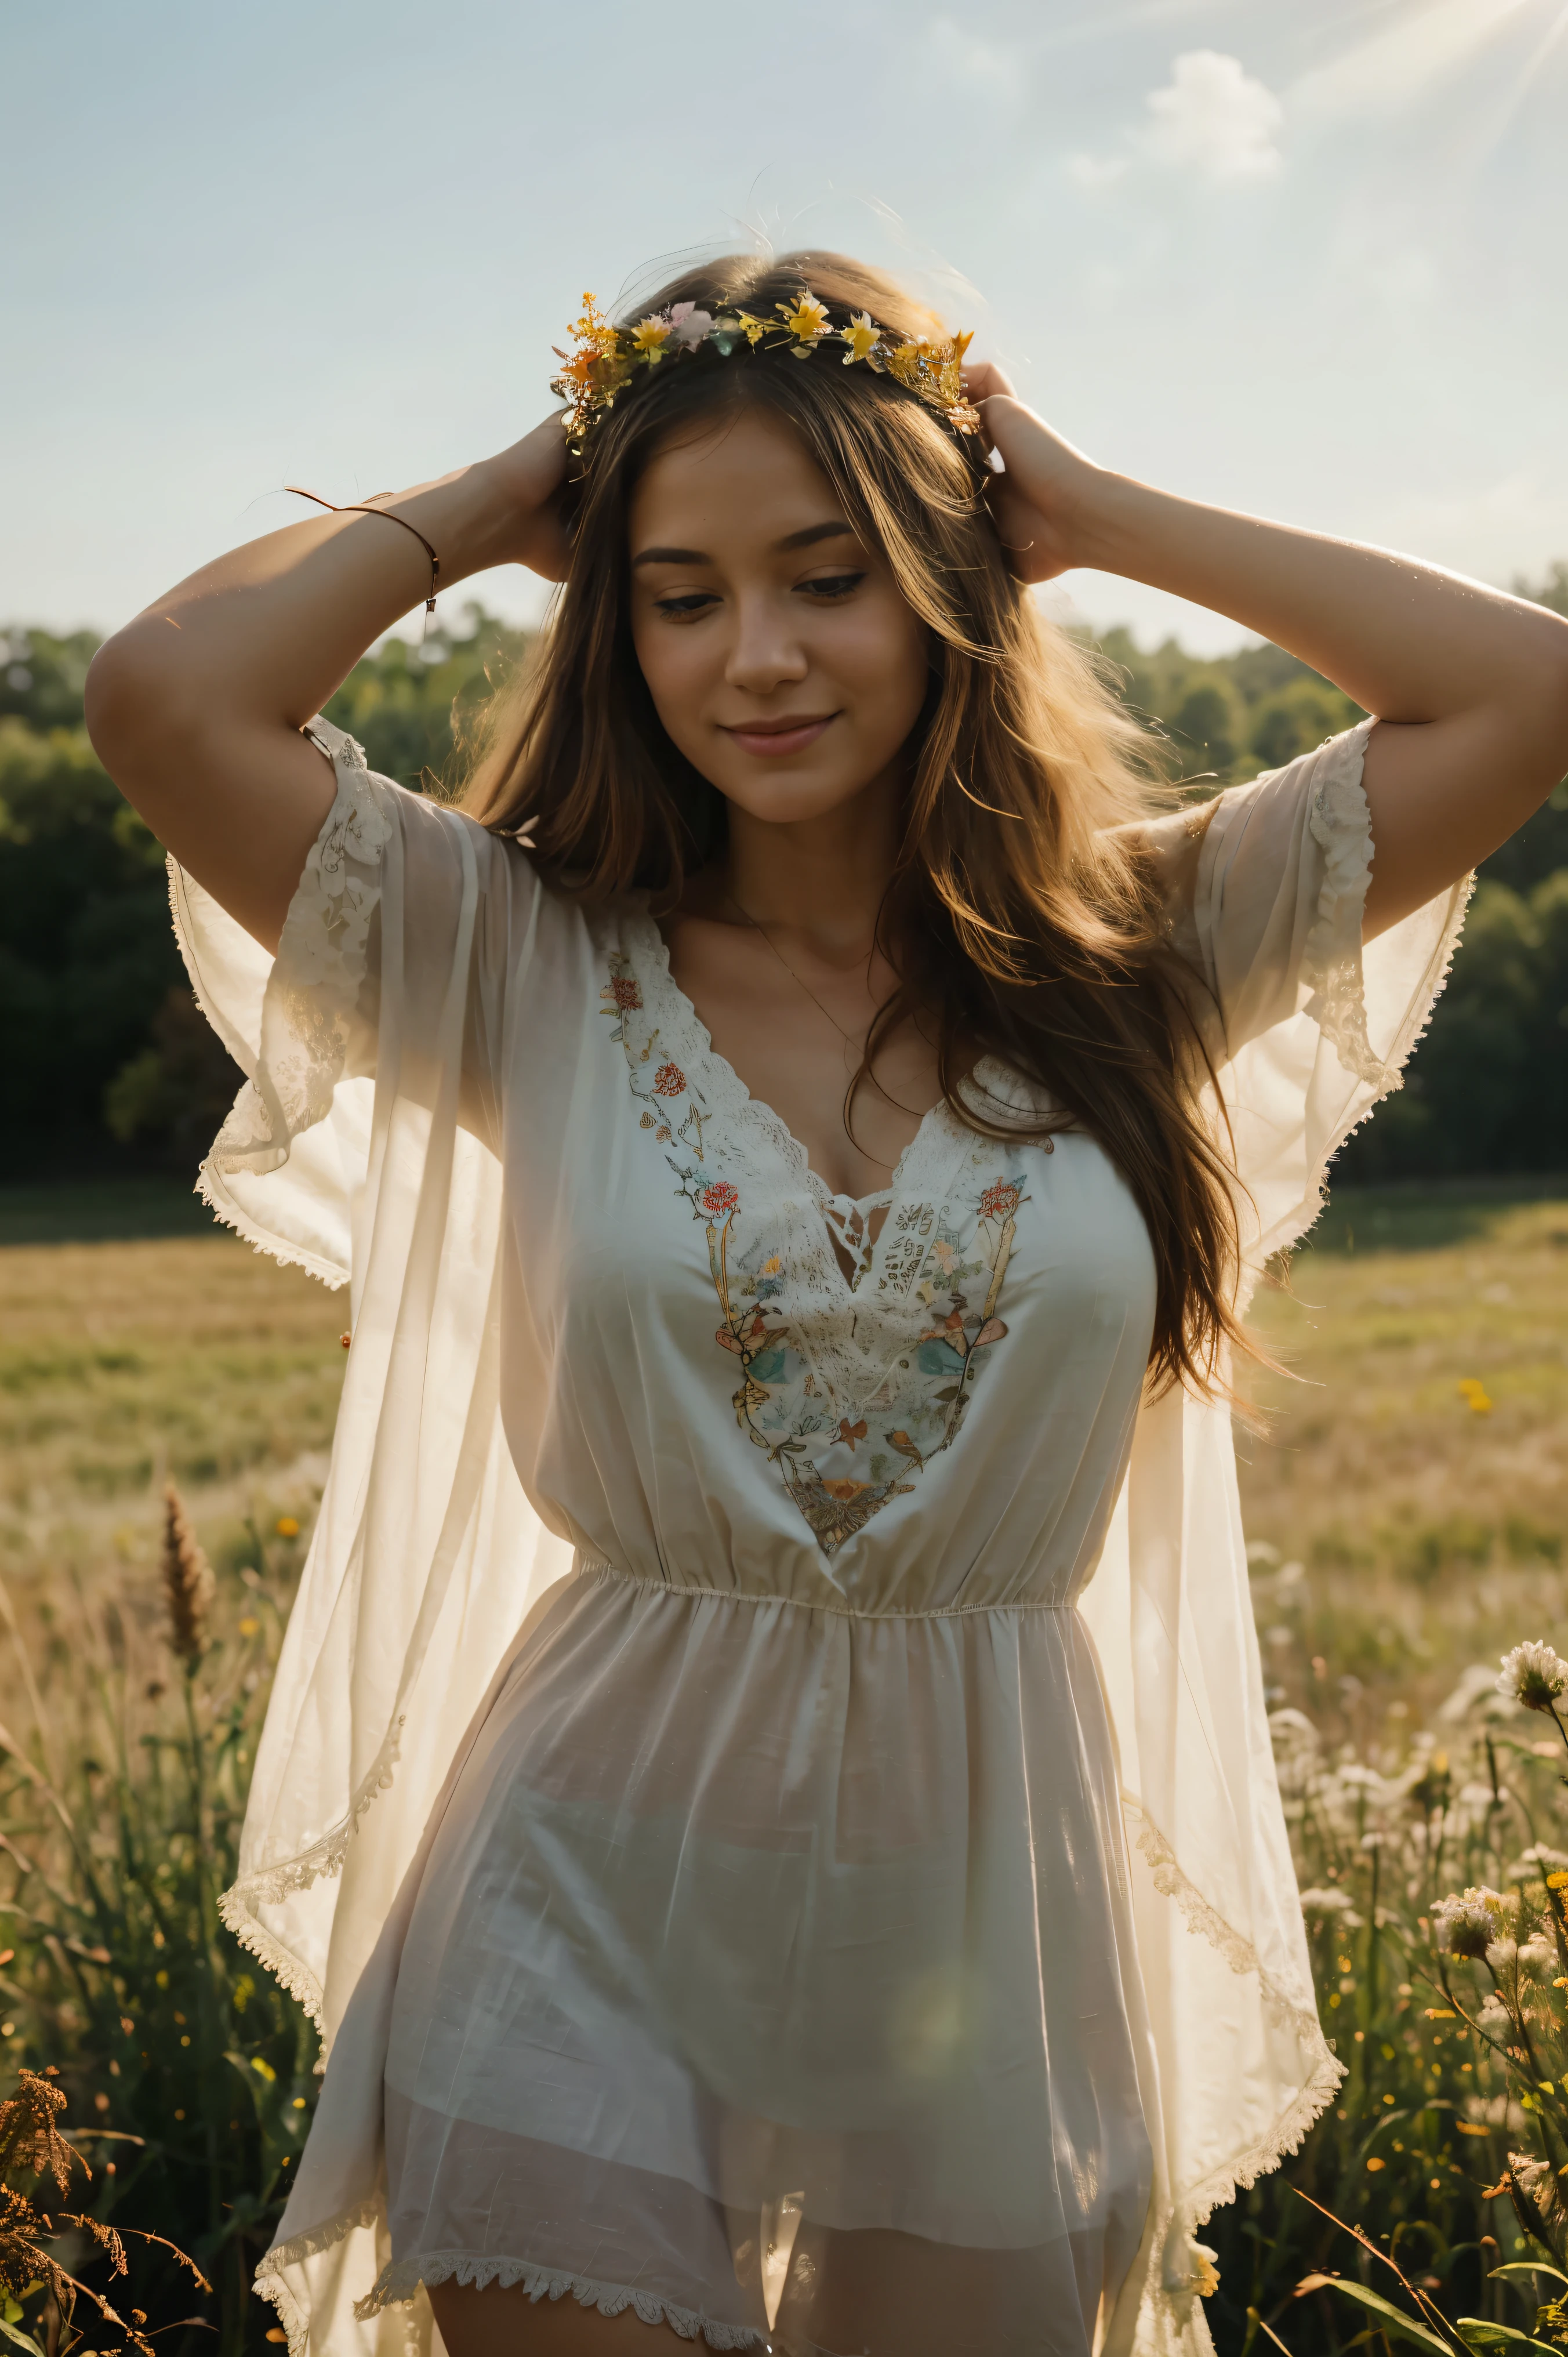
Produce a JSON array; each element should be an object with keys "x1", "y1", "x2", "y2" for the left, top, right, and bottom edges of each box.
[{"x1": 627, "y1": 407, "x2": 841, "y2": 548}]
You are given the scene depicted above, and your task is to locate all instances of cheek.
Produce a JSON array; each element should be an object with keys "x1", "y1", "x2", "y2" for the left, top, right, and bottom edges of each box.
[
  {"x1": 834, "y1": 596, "x2": 930, "y2": 725},
  {"x1": 630, "y1": 615, "x2": 711, "y2": 738}
]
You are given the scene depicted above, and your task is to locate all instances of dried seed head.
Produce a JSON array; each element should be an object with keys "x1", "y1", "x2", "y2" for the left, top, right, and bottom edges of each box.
[{"x1": 161, "y1": 1484, "x2": 215, "y2": 1665}]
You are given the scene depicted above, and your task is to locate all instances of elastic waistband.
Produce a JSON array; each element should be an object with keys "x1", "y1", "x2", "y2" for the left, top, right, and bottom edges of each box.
[{"x1": 571, "y1": 1553, "x2": 1068, "y2": 1623}]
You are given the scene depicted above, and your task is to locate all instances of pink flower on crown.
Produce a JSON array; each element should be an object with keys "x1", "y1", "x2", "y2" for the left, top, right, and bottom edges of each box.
[
  {"x1": 654, "y1": 1062, "x2": 687, "y2": 1097},
  {"x1": 700, "y1": 1180, "x2": 739, "y2": 1221},
  {"x1": 667, "y1": 302, "x2": 716, "y2": 350}
]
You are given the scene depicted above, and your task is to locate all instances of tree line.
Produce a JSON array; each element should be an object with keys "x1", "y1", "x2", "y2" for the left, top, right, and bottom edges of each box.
[{"x1": 2, "y1": 575, "x2": 1565, "y2": 1185}]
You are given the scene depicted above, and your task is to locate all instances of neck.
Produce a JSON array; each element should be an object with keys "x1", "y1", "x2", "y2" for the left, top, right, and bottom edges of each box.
[{"x1": 722, "y1": 768, "x2": 902, "y2": 956}]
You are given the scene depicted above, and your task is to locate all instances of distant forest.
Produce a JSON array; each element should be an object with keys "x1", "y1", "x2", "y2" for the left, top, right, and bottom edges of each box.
[{"x1": 3, "y1": 571, "x2": 1566, "y2": 1186}]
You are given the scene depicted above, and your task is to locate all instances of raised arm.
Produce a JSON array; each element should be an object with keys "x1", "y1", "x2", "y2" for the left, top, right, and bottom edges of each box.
[
  {"x1": 968, "y1": 364, "x2": 1568, "y2": 938},
  {"x1": 84, "y1": 421, "x2": 569, "y2": 952}
]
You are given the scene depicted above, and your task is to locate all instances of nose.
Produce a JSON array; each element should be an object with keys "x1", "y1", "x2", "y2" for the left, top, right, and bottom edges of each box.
[{"x1": 724, "y1": 589, "x2": 809, "y2": 697}]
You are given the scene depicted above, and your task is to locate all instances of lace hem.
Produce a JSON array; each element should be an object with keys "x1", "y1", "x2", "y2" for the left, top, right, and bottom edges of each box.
[
  {"x1": 1126, "y1": 1798, "x2": 1346, "y2": 2343},
  {"x1": 217, "y1": 1883, "x2": 326, "y2": 2037},
  {"x1": 206, "y1": 720, "x2": 391, "y2": 1178},
  {"x1": 1129, "y1": 1804, "x2": 1322, "y2": 2039},
  {"x1": 188, "y1": 1161, "x2": 350, "y2": 1290},
  {"x1": 219, "y1": 1714, "x2": 406, "y2": 2040},
  {"x1": 253, "y1": 2196, "x2": 385, "y2": 2356},
  {"x1": 1301, "y1": 721, "x2": 1380, "y2": 1086},
  {"x1": 360, "y1": 2252, "x2": 767, "y2": 2351},
  {"x1": 1272, "y1": 866, "x2": 1474, "y2": 1274}
]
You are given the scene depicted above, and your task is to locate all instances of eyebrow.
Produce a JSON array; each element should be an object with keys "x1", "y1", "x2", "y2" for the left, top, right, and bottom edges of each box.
[{"x1": 630, "y1": 519, "x2": 856, "y2": 570}]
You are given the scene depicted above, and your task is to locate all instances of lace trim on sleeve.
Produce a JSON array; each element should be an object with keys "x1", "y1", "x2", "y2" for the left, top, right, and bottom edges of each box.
[
  {"x1": 1300, "y1": 721, "x2": 1381, "y2": 1086},
  {"x1": 206, "y1": 727, "x2": 391, "y2": 1177}
]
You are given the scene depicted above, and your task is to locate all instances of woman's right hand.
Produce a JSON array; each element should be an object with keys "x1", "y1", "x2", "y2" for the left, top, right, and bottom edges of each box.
[{"x1": 482, "y1": 412, "x2": 573, "y2": 582}]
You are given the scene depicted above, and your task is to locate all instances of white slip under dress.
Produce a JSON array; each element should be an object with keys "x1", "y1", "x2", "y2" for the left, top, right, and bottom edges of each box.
[{"x1": 168, "y1": 716, "x2": 1470, "y2": 2356}]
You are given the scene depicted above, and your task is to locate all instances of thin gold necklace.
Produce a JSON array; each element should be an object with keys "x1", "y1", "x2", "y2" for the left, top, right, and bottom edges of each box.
[{"x1": 724, "y1": 886, "x2": 872, "y2": 1058}]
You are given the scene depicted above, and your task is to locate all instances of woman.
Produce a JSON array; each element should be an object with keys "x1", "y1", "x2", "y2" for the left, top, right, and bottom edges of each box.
[{"x1": 86, "y1": 253, "x2": 1568, "y2": 2357}]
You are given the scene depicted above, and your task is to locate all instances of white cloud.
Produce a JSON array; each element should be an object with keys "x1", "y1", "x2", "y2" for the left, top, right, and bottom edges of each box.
[
  {"x1": 1064, "y1": 50, "x2": 1284, "y2": 194},
  {"x1": 1137, "y1": 50, "x2": 1284, "y2": 180}
]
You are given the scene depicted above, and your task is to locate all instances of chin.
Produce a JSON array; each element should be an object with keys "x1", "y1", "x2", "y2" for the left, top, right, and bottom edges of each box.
[{"x1": 717, "y1": 772, "x2": 873, "y2": 826}]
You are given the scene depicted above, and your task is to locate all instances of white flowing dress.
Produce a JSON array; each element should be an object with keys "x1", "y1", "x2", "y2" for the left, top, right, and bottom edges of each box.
[{"x1": 168, "y1": 717, "x2": 1470, "y2": 2357}]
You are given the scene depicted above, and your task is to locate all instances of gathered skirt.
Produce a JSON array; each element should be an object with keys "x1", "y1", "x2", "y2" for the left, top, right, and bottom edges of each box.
[{"x1": 360, "y1": 1561, "x2": 1155, "y2": 2353}]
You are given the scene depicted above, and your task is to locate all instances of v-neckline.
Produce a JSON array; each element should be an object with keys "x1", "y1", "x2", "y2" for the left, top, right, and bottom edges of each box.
[{"x1": 641, "y1": 909, "x2": 944, "y2": 1241}]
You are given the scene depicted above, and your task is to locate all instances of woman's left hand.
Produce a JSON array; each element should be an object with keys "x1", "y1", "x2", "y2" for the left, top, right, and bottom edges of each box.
[{"x1": 963, "y1": 361, "x2": 1106, "y2": 585}]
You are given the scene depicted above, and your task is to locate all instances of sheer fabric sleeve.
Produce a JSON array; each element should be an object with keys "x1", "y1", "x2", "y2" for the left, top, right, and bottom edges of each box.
[
  {"x1": 164, "y1": 709, "x2": 576, "y2": 2030},
  {"x1": 168, "y1": 716, "x2": 533, "y2": 1283},
  {"x1": 1145, "y1": 717, "x2": 1472, "y2": 1274}
]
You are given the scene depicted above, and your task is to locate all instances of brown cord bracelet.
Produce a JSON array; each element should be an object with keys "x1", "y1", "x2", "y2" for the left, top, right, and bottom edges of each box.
[{"x1": 284, "y1": 485, "x2": 441, "y2": 624}]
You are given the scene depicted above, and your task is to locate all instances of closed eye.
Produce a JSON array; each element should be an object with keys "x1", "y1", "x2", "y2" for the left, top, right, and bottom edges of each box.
[
  {"x1": 652, "y1": 590, "x2": 721, "y2": 621},
  {"x1": 797, "y1": 572, "x2": 866, "y2": 601}
]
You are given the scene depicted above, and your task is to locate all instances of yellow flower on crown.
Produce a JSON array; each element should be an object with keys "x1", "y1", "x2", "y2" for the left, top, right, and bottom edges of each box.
[
  {"x1": 631, "y1": 316, "x2": 674, "y2": 360},
  {"x1": 840, "y1": 311, "x2": 882, "y2": 367},
  {"x1": 778, "y1": 292, "x2": 832, "y2": 350}
]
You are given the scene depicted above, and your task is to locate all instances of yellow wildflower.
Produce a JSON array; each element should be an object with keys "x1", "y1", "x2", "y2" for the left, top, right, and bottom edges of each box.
[
  {"x1": 567, "y1": 292, "x2": 619, "y2": 359},
  {"x1": 276, "y1": 1514, "x2": 300, "y2": 1538},
  {"x1": 732, "y1": 310, "x2": 771, "y2": 345},
  {"x1": 840, "y1": 311, "x2": 881, "y2": 367},
  {"x1": 631, "y1": 316, "x2": 673, "y2": 361},
  {"x1": 778, "y1": 292, "x2": 832, "y2": 349}
]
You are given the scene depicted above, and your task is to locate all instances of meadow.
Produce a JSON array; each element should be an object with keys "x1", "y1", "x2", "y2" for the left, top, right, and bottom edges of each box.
[{"x1": 0, "y1": 1177, "x2": 1566, "y2": 2352}]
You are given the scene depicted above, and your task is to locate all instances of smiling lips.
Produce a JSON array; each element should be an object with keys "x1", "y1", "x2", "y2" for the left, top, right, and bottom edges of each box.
[{"x1": 721, "y1": 713, "x2": 837, "y2": 758}]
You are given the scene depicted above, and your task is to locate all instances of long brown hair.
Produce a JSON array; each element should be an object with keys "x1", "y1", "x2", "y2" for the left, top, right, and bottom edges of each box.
[{"x1": 460, "y1": 250, "x2": 1247, "y2": 1395}]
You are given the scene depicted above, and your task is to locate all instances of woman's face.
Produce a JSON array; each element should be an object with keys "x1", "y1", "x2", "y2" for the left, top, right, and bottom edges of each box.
[{"x1": 626, "y1": 405, "x2": 931, "y2": 828}]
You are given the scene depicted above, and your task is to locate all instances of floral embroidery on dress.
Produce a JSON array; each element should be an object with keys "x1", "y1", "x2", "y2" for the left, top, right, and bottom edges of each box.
[{"x1": 601, "y1": 945, "x2": 1029, "y2": 1557}]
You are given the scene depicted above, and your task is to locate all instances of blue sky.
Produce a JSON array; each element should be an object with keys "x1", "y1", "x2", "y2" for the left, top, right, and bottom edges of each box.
[{"x1": 6, "y1": 0, "x2": 1566, "y2": 655}]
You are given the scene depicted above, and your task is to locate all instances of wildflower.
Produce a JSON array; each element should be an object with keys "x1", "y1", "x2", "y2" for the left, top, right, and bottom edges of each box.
[
  {"x1": 1485, "y1": 1937, "x2": 1519, "y2": 1974},
  {"x1": 631, "y1": 316, "x2": 673, "y2": 361},
  {"x1": 1509, "y1": 1845, "x2": 1568, "y2": 1880},
  {"x1": 1498, "y1": 1642, "x2": 1568, "y2": 1713},
  {"x1": 161, "y1": 1483, "x2": 214, "y2": 1666},
  {"x1": 275, "y1": 1515, "x2": 300, "y2": 1539},
  {"x1": 840, "y1": 310, "x2": 882, "y2": 366},
  {"x1": 778, "y1": 293, "x2": 833, "y2": 349},
  {"x1": 1433, "y1": 1885, "x2": 1508, "y2": 1960},
  {"x1": 1457, "y1": 1377, "x2": 1493, "y2": 1413},
  {"x1": 1519, "y1": 1934, "x2": 1558, "y2": 1974},
  {"x1": 1298, "y1": 1887, "x2": 1355, "y2": 1917},
  {"x1": 666, "y1": 302, "x2": 714, "y2": 350}
]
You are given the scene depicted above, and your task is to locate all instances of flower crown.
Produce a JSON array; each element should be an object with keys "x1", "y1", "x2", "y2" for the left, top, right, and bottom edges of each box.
[{"x1": 550, "y1": 289, "x2": 981, "y2": 456}]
